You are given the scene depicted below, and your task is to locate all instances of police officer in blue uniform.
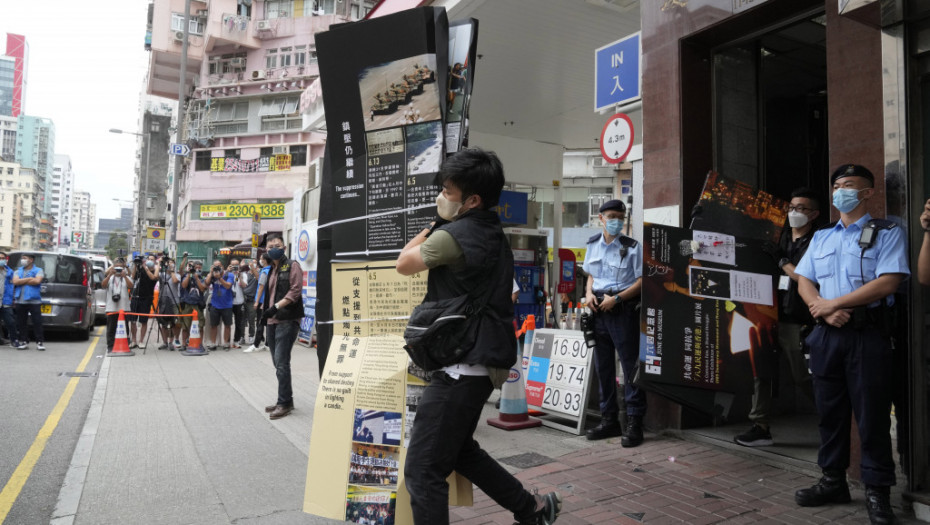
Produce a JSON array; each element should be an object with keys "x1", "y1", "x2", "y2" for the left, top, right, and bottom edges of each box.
[
  {"x1": 582, "y1": 199, "x2": 644, "y2": 446},
  {"x1": 793, "y1": 164, "x2": 909, "y2": 525}
]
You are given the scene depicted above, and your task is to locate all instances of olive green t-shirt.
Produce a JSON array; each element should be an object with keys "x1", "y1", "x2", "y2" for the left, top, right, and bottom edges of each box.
[{"x1": 420, "y1": 230, "x2": 466, "y2": 270}]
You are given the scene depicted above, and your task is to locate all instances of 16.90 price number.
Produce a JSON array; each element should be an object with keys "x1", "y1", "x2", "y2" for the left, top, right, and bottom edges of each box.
[
  {"x1": 542, "y1": 386, "x2": 583, "y2": 416},
  {"x1": 550, "y1": 337, "x2": 589, "y2": 362}
]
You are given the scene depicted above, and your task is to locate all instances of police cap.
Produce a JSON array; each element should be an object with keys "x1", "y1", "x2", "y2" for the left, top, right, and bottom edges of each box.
[
  {"x1": 830, "y1": 164, "x2": 874, "y2": 186},
  {"x1": 599, "y1": 199, "x2": 626, "y2": 213}
]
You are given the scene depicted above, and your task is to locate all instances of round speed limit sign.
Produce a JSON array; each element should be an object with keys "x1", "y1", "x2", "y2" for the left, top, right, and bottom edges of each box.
[{"x1": 599, "y1": 113, "x2": 634, "y2": 164}]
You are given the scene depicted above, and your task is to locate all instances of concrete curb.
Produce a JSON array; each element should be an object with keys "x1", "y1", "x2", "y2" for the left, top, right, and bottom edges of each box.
[{"x1": 49, "y1": 354, "x2": 110, "y2": 525}]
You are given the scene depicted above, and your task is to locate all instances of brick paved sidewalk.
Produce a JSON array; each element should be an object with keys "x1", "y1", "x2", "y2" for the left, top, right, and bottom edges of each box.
[{"x1": 451, "y1": 435, "x2": 918, "y2": 524}]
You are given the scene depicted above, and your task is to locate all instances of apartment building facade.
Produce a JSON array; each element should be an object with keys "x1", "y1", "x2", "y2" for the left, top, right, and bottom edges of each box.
[
  {"x1": 0, "y1": 160, "x2": 40, "y2": 250},
  {"x1": 0, "y1": 188, "x2": 23, "y2": 251},
  {"x1": 0, "y1": 115, "x2": 16, "y2": 161},
  {"x1": 52, "y1": 154, "x2": 75, "y2": 247},
  {"x1": 146, "y1": 0, "x2": 372, "y2": 258},
  {"x1": 70, "y1": 190, "x2": 96, "y2": 250}
]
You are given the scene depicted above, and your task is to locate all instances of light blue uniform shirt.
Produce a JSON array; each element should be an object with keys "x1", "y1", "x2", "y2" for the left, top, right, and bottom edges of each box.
[
  {"x1": 582, "y1": 233, "x2": 642, "y2": 293},
  {"x1": 794, "y1": 214, "x2": 909, "y2": 306}
]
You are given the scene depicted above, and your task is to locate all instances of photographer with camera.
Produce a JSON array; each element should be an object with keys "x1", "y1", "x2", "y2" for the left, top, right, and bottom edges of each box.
[
  {"x1": 180, "y1": 259, "x2": 207, "y2": 348},
  {"x1": 581, "y1": 199, "x2": 644, "y2": 447},
  {"x1": 156, "y1": 257, "x2": 182, "y2": 350},
  {"x1": 205, "y1": 259, "x2": 234, "y2": 350},
  {"x1": 102, "y1": 257, "x2": 133, "y2": 352},
  {"x1": 128, "y1": 254, "x2": 159, "y2": 349}
]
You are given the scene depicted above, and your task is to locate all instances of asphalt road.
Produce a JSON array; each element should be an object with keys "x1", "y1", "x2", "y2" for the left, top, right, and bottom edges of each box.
[{"x1": 0, "y1": 325, "x2": 104, "y2": 525}]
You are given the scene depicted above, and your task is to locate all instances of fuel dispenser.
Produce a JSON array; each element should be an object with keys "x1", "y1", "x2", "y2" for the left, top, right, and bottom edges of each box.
[{"x1": 505, "y1": 227, "x2": 549, "y2": 327}]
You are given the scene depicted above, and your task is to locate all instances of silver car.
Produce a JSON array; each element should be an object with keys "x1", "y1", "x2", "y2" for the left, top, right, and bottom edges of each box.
[{"x1": 8, "y1": 252, "x2": 96, "y2": 340}]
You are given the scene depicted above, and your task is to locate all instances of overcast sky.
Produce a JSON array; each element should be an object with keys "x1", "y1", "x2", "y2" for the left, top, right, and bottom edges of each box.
[{"x1": 1, "y1": 0, "x2": 165, "y2": 221}]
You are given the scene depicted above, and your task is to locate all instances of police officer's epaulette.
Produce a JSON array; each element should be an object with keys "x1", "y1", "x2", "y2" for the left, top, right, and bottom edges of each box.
[
  {"x1": 867, "y1": 218, "x2": 897, "y2": 231},
  {"x1": 587, "y1": 232, "x2": 602, "y2": 244},
  {"x1": 619, "y1": 236, "x2": 639, "y2": 248}
]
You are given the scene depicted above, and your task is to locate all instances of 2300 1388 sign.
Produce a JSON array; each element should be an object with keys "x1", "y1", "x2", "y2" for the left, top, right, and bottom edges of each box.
[{"x1": 201, "y1": 203, "x2": 285, "y2": 219}]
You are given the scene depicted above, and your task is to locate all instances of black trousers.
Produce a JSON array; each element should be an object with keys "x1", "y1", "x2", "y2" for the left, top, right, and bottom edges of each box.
[
  {"x1": 592, "y1": 305, "x2": 644, "y2": 420},
  {"x1": 404, "y1": 372, "x2": 536, "y2": 525},
  {"x1": 15, "y1": 303, "x2": 44, "y2": 343},
  {"x1": 806, "y1": 323, "x2": 895, "y2": 486}
]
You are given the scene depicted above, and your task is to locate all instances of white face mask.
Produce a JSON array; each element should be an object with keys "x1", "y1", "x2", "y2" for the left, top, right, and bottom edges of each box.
[
  {"x1": 436, "y1": 193, "x2": 464, "y2": 221},
  {"x1": 787, "y1": 210, "x2": 809, "y2": 228}
]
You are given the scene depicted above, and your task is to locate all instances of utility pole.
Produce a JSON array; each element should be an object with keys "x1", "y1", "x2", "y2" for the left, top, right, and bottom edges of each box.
[{"x1": 170, "y1": 0, "x2": 191, "y2": 257}]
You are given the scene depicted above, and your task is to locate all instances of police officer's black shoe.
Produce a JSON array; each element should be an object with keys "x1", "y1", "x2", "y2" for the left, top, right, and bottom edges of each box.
[
  {"x1": 865, "y1": 486, "x2": 897, "y2": 525},
  {"x1": 620, "y1": 416, "x2": 644, "y2": 448},
  {"x1": 794, "y1": 472, "x2": 851, "y2": 507},
  {"x1": 586, "y1": 419, "x2": 622, "y2": 441}
]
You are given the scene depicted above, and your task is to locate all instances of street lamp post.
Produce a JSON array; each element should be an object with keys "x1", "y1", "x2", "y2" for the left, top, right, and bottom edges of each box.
[{"x1": 110, "y1": 125, "x2": 159, "y2": 254}]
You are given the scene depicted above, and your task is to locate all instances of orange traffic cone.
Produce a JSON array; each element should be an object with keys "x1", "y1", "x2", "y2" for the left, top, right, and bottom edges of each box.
[
  {"x1": 107, "y1": 310, "x2": 135, "y2": 357},
  {"x1": 488, "y1": 320, "x2": 542, "y2": 431},
  {"x1": 181, "y1": 310, "x2": 208, "y2": 356}
]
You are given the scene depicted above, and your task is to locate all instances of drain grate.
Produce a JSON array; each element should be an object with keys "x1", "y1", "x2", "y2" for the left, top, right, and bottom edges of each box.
[
  {"x1": 59, "y1": 372, "x2": 97, "y2": 377},
  {"x1": 499, "y1": 452, "x2": 553, "y2": 469}
]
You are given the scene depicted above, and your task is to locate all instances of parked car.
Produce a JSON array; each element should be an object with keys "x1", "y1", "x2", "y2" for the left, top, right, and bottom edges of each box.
[
  {"x1": 86, "y1": 254, "x2": 111, "y2": 273},
  {"x1": 7, "y1": 251, "x2": 96, "y2": 340},
  {"x1": 93, "y1": 267, "x2": 107, "y2": 324}
]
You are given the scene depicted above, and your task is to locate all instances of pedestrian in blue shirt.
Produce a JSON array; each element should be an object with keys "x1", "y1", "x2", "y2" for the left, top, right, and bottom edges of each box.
[
  {"x1": 205, "y1": 260, "x2": 235, "y2": 350},
  {"x1": 0, "y1": 251, "x2": 18, "y2": 346},
  {"x1": 12, "y1": 253, "x2": 45, "y2": 351},
  {"x1": 793, "y1": 164, "x2": 909, "y2": 525},
  {"x1": 581, "y1": 199, "x2": 644, "y2": 446}
]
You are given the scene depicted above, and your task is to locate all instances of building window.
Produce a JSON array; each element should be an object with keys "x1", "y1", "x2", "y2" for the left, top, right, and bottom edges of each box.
[
  {"x1": 309, "y1": 49, "x2": 318, "y2": 64},
  {"x1": 290, "y1": 145, "x2": 307, "y2": 166},
  {"x1": 313, "y1": 0, "x2": 336, "y2": 15},
  {"x1": 260, "y1": 147, "x2": 273, "y2": 157},
  {"x1": 265, "y1": 0, "x2": 292, "y2": 19},
  {"x1": 225, "y1": 149, "x2": 241, "y2": 160},
  {"x1": 266, "y1": 49, "x2": 278, "y2": 70},
  {"x1": 279, "y1": 47, "x2": 292, "y2": 68},
  {"x1": 294, "y1": 45, "x2": 306, "y2": 67},
  {"x1": 213, "y1": 101, "x2": 250, "y2": 136},
  {"x1": 195, "y1": 151, "x2": 211, "y2": 171},
  {"x1": 259, "y1": 96, "x2": 301, "y2": 131},
  {"x1": 171, "y1": 13, "x2": 205, "y2": 35}
]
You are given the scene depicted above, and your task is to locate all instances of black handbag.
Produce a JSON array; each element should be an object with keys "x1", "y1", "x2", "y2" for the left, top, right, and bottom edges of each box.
[{"x1": 403, "y1": 279, "x2": 495, "y2": 372}]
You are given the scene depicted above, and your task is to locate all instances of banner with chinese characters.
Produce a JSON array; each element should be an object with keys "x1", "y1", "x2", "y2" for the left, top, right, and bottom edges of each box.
[
  {"x1": 315, "y1": 7, "x2": 450, "y2": 256},
  {"x1": 209, "y1": 154, "x2": 291, "y2": 173},
  {"x1": 194, "y1": 201, "x2": 286, "y2": 220},
  {"x1": 304, "y1": 262, "x2": 472, "y2": 524},
  {"x1": 638, "y1": 223, "x2": 778, "y2": 419}
]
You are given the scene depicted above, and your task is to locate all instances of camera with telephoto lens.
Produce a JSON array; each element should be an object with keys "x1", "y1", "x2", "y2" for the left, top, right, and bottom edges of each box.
[
  {"x1": 580, "y1": 311, "x2": 597, "y2": 349},
  {"x1": 231, "y1": 265, "x2": 239, "y2": 272}
]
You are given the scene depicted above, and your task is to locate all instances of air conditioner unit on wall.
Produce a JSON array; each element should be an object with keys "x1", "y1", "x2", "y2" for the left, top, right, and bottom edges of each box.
[
  {"x1": 229, "y1": 57, "x2": 246, "y2": 69},
  {"x1": 592, "y1": 157, "x2": 607, "y2": 168},
  {"x1": 272, "y1": 146, "x2": 288, "y2": 155},
  {"x1": 197, "y1": 9, "x2": 208, "y2": 16},
  {"x1": 251, "y1": 70, "x2": 266, "y2": 80},
  {"x1": 173, "y1": 30, "x2": 185, "y2": 42},
  {"x1": 256, "y1": 20, "x2": 272, "y2": 31}
]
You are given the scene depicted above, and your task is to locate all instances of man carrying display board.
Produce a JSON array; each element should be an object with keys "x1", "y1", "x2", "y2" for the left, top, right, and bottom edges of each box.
[{"x1": 396, "y1": 149, "x2": 561, "y2": 525}]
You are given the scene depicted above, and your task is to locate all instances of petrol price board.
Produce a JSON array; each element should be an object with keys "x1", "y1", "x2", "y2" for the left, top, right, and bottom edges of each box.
[{"x1": 525, "y1": 328, "x2": 594, "y2": 434}]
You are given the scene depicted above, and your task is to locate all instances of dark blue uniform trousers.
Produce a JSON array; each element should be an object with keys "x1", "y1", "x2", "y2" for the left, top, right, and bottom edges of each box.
[
  {"x1": 592, "y1": 305, "x2": 645, "y2": 420},
  {"x1": 806, "y1": 323, "x2": 895, "y2": 487}
]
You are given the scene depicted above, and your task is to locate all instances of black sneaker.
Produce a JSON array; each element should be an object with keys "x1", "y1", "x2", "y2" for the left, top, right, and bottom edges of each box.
[
  {"x1": 515, "y1": 491, "x2": 562, "y2": 525},
  {"x1": 15, "y1": 341, "x2": 27, "y2": 350},
  {"x1": 734, "y1": 424, "x2": 774, "y2": 447}
]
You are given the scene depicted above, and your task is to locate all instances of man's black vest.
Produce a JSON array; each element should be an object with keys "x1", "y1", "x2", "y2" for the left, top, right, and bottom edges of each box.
[
  {"x1": 265, "y1": 259, "x2": 304, "y2": 321},
  {"x1": 427, "y1": 209, "x2": 516, "y2": 369}
]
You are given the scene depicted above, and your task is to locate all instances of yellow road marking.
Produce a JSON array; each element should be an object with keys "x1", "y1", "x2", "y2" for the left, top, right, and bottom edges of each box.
[{"x1": 0, "y1": 334, "x2": 100, "y2": 523}]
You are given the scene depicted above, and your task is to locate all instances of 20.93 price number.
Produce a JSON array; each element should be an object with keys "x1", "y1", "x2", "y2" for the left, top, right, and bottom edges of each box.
[{"x1": 542, "y1": 387, "x2": 583, "y2": 414}]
